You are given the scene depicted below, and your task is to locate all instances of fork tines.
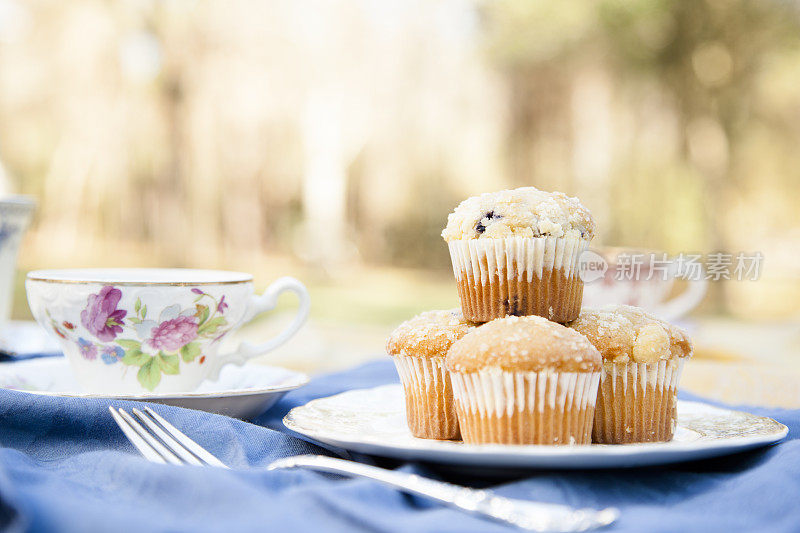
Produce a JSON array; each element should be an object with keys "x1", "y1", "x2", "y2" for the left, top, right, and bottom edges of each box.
[{"x1": 109, "y1": 405, "x2": 228, "y2": 468}]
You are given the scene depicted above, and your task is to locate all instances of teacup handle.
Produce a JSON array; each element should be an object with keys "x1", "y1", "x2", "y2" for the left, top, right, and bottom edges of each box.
[
  {"x1": 207, "y1": 277, "x2": 310, "y2": 380},
  {"x1": 651, "y1": 270, "x2": 708, "y2": 321}
]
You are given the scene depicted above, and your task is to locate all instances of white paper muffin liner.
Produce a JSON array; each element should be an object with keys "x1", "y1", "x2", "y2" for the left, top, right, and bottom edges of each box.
[
  {"x1": 447, "y1": 236, "x2": 590, "y2": 323},
  {"x1": 392, "y1": 355, "x2": 460, "y2": 440},
  {"x1": 449, "y1": 369, "x2": 601, "y2": 445},
  {"x1": 448, "y1": 235, "x2": 588, "y2": 282},
  {"x1": 593, "y1": 358, "x2": 686, "y2": 444}
]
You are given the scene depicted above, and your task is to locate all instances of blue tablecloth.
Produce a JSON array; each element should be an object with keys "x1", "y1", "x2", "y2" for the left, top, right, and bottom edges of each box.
[{"x1": 1, "y1": 358, "x2": 798, "y2": 533}]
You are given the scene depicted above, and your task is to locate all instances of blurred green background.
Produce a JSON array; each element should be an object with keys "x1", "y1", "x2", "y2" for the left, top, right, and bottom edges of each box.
[{"x1": 3, "y1": 0, "x2": 800, "y2": 326}]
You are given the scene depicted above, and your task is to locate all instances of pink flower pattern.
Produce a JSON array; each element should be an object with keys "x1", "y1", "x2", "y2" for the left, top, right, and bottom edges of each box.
[
  {"x1": 147, "y1": 315, "x2": 199, "y2": 352},
  {"x1": 51, "y1": 287, "x2": 229, "y2": 390},
  {"x1": 80, "y1": 286, "x2": 127, "y2": 342}
]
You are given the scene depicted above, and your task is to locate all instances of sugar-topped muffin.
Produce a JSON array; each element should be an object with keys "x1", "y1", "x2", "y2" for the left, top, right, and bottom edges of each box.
[
  {"x1": 446, "y1": 315, "x2": 602, "y2": 445},
  {"x1": 387, "y1": 309, "x2": 475, "y2": 360},
  {"x1": 441, "y1": 187, "x2": 594, "y2": 323},
  {"x1": 569, "y1": 305, "x2": 692, "y2": 364},
  {"x1": 446, "y1": 314, "x2": 600, "y2": 373},
  {"x1": 569, "y1": 305, "x2": 693, "y2": 444},
  {"x1": 441, "y1": 187, "x2": 594, "y2": 242},
  {"x1": 387, "y1": 309, "x2": 476, "y2": 440}
]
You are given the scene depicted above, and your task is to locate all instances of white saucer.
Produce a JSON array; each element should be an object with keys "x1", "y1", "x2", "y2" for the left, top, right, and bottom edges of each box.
[
  {"x1": 0, "y1": 357, "x2": 309, "y2": 419},
  {"x1": 284, "y1": 384, "x2": 788, "y2": 469}
]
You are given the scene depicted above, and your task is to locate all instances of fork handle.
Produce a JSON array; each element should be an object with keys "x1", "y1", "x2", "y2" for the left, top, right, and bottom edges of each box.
[{"x1": 269, "y1": 455, "x2": 616, "y2": 532}]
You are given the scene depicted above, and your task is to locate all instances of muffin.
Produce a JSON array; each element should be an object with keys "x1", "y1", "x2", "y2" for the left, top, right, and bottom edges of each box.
[
  {"x1": 569, "y1": 305, "x2": 693, "y2": 444},
  {"x1": 387, "y1": 309, "x2": 476, "y2": 440},
  {"x1": 441, "y1": 187, "x2": 594, "y2": 323},
  {"x1": 446, "y1": 315, "x2": 602, "y2": 445}
]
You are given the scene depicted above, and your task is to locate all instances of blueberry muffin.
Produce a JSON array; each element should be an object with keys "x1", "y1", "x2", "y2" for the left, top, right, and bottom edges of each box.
[
  {"x1": 441, "y1": 187, "x2": 594, "y2": 323},
  {"x1": 387, "y1": 310, "x2": 476, "y2": 440},
  {"x1": 569, "y1": 305, "x2": 693, "y2": 444},
  {"x1": 446, "y1": 315, "x2": 602, "y2": 445}
]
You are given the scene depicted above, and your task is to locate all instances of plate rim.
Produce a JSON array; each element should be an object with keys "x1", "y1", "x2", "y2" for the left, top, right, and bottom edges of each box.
[
  {"x1": 0, "y1": 357, "x2": 310, "y2": 400},
  {"x1": 283, "y1": 384, "x2": 789, "y2": 466}
]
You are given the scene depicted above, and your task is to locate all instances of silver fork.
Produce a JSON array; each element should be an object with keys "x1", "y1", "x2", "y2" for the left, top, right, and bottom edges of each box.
[{"x1": 110, "y1": 406, "x2": 618, "y2": 532}]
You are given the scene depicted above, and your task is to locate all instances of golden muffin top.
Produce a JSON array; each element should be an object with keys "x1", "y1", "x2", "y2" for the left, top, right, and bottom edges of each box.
[
  {"x1": 441, "y1": 186, "x2": 594, "y2": 242},
  {"x1": 446, "y1": 315, "x2": 602, "y2": 373},
  {"x1": 386, "y1": 309, "x2": 476, "y2": 359},
  {"x1": 568, "y1": 305, "x2": 693, "y2": 364}
]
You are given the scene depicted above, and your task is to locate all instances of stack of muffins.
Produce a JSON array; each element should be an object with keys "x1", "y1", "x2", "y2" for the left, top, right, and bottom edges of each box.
[{"x1": 387, "y1": 187, "x2": 693, "y2": 446}]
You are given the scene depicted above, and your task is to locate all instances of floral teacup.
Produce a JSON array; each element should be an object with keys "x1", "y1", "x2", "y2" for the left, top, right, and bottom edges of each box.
[{"x1": 26, "y1": 268, "x2": 310, "y2": 394}]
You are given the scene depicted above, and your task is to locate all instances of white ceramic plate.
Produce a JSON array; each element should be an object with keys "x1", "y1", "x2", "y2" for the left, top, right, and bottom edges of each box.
[
  {"x1": 0, "y1": 357, "x2": 308, "y2": 419},
  {"x1": 284, "y1": 384, "x2": 788, "y2": 469}
]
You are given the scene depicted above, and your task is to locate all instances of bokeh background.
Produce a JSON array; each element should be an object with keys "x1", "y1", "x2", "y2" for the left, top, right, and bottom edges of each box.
[{"x1": 2, "y1": 0, "x2": 799, "y2": 403}]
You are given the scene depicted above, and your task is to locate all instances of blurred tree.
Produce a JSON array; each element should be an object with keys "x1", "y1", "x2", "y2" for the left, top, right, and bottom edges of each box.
[
  {"x1": 0, "y1": 0, "x2": 799, "y2": 317},
  {"x1": 481, "y1": 0, "x2": 800, "y2": 311}
]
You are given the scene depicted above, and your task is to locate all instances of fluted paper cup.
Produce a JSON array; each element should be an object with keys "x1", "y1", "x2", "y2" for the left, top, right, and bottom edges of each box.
[
  {"x1": 593, "y1": 359, "x2": 685, "y2": 444},
  {"x1": 449, "y1": 369, "x2": 600, "y2": 445},
  {"x1": 448, "y1": 236, "x2": 589, "y2": 323},
  {"x1": 392, "y1": 355, "x2": 460, "y2": 440}
]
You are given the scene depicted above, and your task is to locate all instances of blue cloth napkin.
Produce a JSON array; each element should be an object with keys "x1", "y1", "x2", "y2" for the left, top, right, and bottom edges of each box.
[{"x1": 1, "y1": 359, "x2": 798, "y2": 533}]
